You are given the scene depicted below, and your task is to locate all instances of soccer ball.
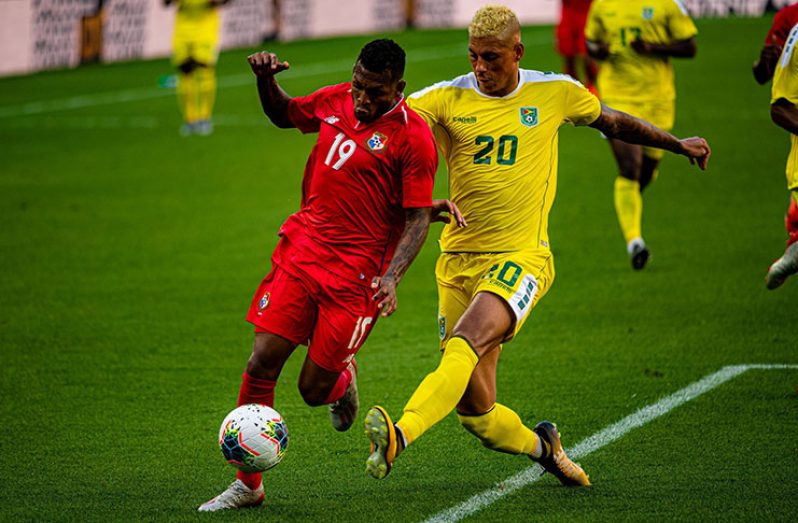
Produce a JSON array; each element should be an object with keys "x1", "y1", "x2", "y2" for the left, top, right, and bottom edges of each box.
[{"x1": 218, "y1": 404, "x2": 289, "y2": 472}]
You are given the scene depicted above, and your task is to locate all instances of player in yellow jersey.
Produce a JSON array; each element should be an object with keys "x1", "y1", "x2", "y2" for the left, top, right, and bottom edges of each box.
[
  {"x1": 363, "y1": 5, "x2": 709, "y2": 485},
  {"x1": 766, "y1": 23, "x2": 798, "y2": 289},
  {"x1": 165, "y1": 0, "x2": 230, "y2": 135},
  {"x1": 585, "y1": 0, "x2": 697, "y2": 269}
]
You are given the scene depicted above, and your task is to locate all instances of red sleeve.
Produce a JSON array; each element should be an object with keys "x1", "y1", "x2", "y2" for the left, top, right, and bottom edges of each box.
[
  {"x1": 767, "y1": 6, "x2": 798, "y2": 48},
  {"x1": 399, "y1": 120, "x2": 438, "y2": 208},
  {"x1": 287, "y1": 83, "x2": 343, "y2": 134}
]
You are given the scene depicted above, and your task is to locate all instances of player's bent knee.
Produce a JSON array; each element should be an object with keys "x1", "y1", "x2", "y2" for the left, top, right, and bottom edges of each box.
[{"x1": 297, "y1": 379, "x2": 328, "y2": 407}]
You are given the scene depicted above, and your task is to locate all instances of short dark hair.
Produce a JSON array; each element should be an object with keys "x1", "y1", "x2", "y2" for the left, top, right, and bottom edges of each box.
[{"x1": 357, "y1": 39, "x2": 405, "y2": 80}]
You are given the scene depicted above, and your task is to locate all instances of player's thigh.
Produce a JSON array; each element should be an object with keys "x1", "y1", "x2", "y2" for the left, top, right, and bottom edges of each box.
[
  {"x1": 457, "y1": 347, "x2": 499, "y2": 415},
  {"x1": 191, "y1": 37, "x2": 219, "y2": 67},
  {"x1": 246, "y1": 264, "x2": 317, "y2": 348},
  {"x1": 471, "y1": 250, "x2": 555, "y2": 342},
  {"x1": 309, "y1": 278, "x2": 380, "y2": 373},
  {"x1": 171, "y1": 35, "x2": 192, "y2": 67},
  {"x1": 436, "y1": 253, "x2": 476, "y2": 348}
]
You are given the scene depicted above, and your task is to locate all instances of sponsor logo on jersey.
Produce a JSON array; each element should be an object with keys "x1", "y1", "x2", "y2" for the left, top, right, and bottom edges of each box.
[
  {"x1": 520, "y1": 106, "x2": 538, "y2": 127},
  {"x1": 324, "y1": 115, "x2": 340, "y2": 124},
  {"x1": 259, "y1": 292, "x2": 271, "y2": 312},
  {"x1": 438, "y1": 315, "x2": 446, "y2": 339},
  {"x1": 365, "y1": 131, "x2": 388, "y2": 152},
  {"x1": 642, "y1": 7, "x2": 654, "y2": 20},
  {"x1": 453, "y1": 115, "x2": 477, "y2": 124}
]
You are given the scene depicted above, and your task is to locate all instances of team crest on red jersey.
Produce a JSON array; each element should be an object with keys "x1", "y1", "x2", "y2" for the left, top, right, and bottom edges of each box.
[
  {"x1": 365, "y1": 131, "x2": 388, "y2": 152},
  {"x1": 259, "y1": 292, "x2": 271, "y2": 312}
]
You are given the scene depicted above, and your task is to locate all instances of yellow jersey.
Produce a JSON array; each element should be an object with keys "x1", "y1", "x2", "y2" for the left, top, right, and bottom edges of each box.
[
  {"x1": 585, "y1": 0, "x2": 697, "y2": 103},
  {"x1": 407, "y1": 70, "x2": 601, "y2": 253},
  {"x1": 773, "y1": 24, "x2": 798, "y2": 105},
  {"x1": 174, "y1": 0, "x2": 219, "y2": 39}
]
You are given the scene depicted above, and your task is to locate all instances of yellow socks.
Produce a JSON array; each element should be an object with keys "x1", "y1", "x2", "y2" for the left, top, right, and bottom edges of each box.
[
  {"x1": 458, "y1": 403, "x2": 542, "y2": 457},
  {"x1": 614, "y1": 176, "x2": 643, "y2": 244},
  {"x1": 396, "y1": 337, "x2": 479, "y2": 447},
  {"x1": 196, "y1": 66, "x2": 217, "y2": 122},
  {"x1": 177, "y1": 71, "x2": 199, "y2": 124}
]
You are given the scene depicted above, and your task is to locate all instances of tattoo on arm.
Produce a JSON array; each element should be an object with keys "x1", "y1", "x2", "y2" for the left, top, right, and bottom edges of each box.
[
  {"x1": 257, "y1": 76, "x2": 294, "y2": 128},
  {"x1": 383, "y1": 208, "x2": 432, "y2": 283},
  {"x1": 590, "y1": 104, "x2": 683, "y2": 154}
]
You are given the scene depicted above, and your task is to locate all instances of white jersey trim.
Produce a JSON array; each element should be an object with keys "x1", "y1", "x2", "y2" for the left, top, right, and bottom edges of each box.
[
  {"x1": 671, "y1": 0, "x2": 689, "y2": 16},
  {"x1": 780, "y1": 24, "x2": 798, "y2": 68}
]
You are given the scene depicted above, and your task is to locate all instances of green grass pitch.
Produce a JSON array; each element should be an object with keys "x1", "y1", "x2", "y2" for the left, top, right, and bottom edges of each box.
[{"x1": 1, "y1": 16, "x2": 796, "y2": 522}]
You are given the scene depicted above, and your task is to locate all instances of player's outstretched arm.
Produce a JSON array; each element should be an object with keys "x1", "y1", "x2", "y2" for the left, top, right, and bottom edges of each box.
[
  {"x1": 371, "y1": 207, "x2": 434, "y2": 317},
  {"x1": 771, "y1": 99, "x2": 798, "y2": 135},
  {"x1": 247, "y1": 51, "x2": 294, "y2": 129},
  {"x1": 631, "y1": 37, "x2": 696, "y2": 59},
  {"x1": 590, "y1": 103, "x2": 710, "y2": 170},
  {"x1": 753, "y1": 45, "x2": 782, "y2": 85}
]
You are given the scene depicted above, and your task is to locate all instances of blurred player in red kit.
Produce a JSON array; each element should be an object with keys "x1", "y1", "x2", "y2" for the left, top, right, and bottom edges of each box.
[
  {"x1": 198, "y1": 39, "x2": 463, "y2": 511},
  {"x1": 753, "y1": 2, "x2": 798, "y2": 85},
  {"x1": 556, "y1": 0, "x2": 598, "y2": 93}
]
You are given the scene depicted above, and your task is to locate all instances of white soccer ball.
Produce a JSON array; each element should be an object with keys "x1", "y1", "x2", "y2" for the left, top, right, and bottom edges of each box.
[{"x1": 218, "y1": 404, "x2": 289, "y2": 472}]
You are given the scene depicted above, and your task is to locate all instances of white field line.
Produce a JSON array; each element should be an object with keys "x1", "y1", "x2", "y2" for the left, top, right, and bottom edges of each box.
[
  {"x1": 0, "y1": 35, "x2": 554, "y2": 121},
  {"x1": 423, "y1": 363, "x2": 798, "y2": 523}
]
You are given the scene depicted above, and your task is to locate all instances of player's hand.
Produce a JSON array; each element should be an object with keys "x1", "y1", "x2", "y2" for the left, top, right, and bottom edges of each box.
[
  {"x1": 679, "y1": 137, "x2": 711, "y2": 170},
  {"x1": 431, "y1": 199, "x2": 467, "y2": 228},
  {"x1": 630, "y1": 39, "x2": 652, "y2": 55},
  {"x1": 247, "y1": 51, "x2": 290, "y2": 77},
  {"x1": 371, "y1": 274, "x2": 398, "y2": 317}
]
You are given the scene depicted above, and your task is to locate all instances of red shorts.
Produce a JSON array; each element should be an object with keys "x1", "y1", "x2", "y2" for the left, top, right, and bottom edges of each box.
[
  {"x1": 246, "y1": 254, "x2": 380, "y2": 373},
  {"x1": 556, "y1": 7, "x2": 589, "y2": 57}
]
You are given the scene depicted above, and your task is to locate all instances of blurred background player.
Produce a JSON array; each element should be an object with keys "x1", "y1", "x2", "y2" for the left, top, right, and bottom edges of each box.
[
  {"x1": 556, "y1": 0, "x2": 597, "y2": 94},
  {"x1": 165, "y1": 0, "x2": 230, "y2": 136},
  {"x1": 766, "y1": 23, "x2": 798, "y2": 290},
  {"x1": 363, "y1": 5, "x2": 709, "y2": 485},
  {"x1": 586, "y1": 0, "x2": 697, "y2": 269},
  {"x1": 198, "y1": 39, "x2": 462, "y2": 511},
  {"x1": 753, "y1": 2, "x2": 798, "y2": 85}
]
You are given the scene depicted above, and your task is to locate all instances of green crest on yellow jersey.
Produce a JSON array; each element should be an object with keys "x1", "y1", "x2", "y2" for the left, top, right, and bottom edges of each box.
[
  {"x1": 642, "y1": 7, "x2": 654, "y2": 20},
  {"x1": 520, "y1": 107, "x2": 538, "y2": 127}
]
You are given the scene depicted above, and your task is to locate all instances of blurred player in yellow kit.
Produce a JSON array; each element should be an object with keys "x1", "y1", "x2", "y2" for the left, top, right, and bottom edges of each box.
[
  {"x1": 363, "y1": 5, "x2": 710, "y2": 485},
  {"x1": 165, "y1": 0, "x2": 230, "y2": 135},
  {"x1": 585, "y1": 0, "x2": 697, "y2": 269},
  {"x1": 766, "y1": 23, "x2": 798, "y2": 289}
]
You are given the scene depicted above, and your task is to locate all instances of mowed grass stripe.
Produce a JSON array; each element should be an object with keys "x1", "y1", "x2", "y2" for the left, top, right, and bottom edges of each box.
[{"x1": 424, "y1": 364, "x2": 798, "y2": 523}]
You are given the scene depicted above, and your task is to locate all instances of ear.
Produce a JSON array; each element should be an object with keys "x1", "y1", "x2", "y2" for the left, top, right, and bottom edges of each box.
[
  {"x1": 396, "y1": 79, "x2": 407, "y2": 97},
  {"x1": 515, "y1": 42, "x2": 525, "y2": 62}
]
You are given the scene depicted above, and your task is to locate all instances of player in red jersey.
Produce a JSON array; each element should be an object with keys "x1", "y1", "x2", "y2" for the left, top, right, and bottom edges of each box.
[
  {"x1": 753, "y1": 3, "x2": 798, "y2": 84},
  {"x1": 198, "y1": 39, "x2": 464, "y2": 511},
  {"x1": 556, "y1": 0, "x2": 597, "y2": 93}
]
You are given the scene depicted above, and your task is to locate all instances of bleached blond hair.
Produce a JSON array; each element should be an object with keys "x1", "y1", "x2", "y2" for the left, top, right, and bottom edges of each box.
[{"x1": 468, "y1": 4, "x2": 521, "y2": 40}]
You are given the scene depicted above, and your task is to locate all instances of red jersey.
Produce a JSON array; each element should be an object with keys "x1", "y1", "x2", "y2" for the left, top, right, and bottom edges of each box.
[
  {"x1": 766, "y1": 3, "x2": 798, "y2": 48},
  {"x1": 276, "y1": 82, "x2": 437, "y2": 286},
  {"x1": 561, "y1": 0, "x2": 592, "y2": 13}
]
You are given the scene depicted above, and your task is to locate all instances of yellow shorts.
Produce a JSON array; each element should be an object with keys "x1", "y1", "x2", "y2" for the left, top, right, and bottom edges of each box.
[
  {"x1": 604, "y1": 98, "x2": 675, "y2": 160},
  {"x1": 787, "y1": 134, "x2": 798, "y2": 193},
  {"x1": 435, "y1": 249, "x2": 555, "y2": 347},
  {"x1": 172, "y1": 22, "x2": 219, "y2": 66}
]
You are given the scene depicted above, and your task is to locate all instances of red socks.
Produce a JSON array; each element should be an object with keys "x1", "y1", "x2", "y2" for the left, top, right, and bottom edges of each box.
[
  {"x1": 323, "y1": 364, "x2": 353, "y2": 404},
  {"x1": 786, "y1": 197, "x2": 798, "y2": 246},
  {"x1": 236, "y1": 372, "x2": 276, "y2": 490}
]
